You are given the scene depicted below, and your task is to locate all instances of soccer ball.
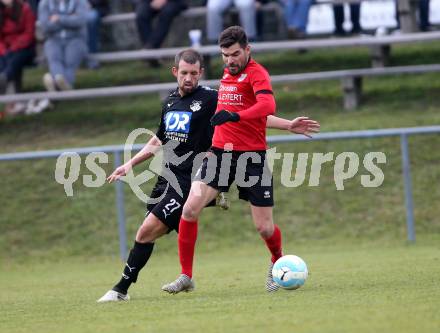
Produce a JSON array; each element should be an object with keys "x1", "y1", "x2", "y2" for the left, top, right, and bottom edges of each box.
[{"x1": 272, "y1": 255, "x2": 308, "y2": 290}]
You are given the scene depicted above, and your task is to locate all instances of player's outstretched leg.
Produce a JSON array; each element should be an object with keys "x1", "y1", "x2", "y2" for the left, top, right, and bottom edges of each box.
[
  {"x1": 161, "y1": 274, "x2": 195, "y2": 294},
  {"x1": 97, "y1": 241, "x2": 154, "y2": 303},
  {"x1": 97, "y1": 214, "x2": 168, "y2": 302}
]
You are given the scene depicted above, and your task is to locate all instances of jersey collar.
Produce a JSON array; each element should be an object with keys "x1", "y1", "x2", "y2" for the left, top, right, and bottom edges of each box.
[{"x1": 174, "y1": 85, "x2": 202, "y2": 98}]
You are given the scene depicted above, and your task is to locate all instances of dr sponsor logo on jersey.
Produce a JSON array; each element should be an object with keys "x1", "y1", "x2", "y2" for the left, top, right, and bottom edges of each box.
[{"x1": 164, "y1": 111, "x2": 192, "y2": 133}]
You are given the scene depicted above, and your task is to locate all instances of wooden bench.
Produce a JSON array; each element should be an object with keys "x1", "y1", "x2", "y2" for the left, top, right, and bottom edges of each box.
[{"x1": 2, "y1": 63, "x2": 440, "y2": 110}]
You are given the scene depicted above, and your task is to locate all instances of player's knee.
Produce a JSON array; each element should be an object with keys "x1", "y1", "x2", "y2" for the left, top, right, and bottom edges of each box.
[
  {"x1": 135, "y1": 220, "x2": 162, "y2": 243},
  {"x1": 135, "y1": 224, "x2": 152, "y2": 243},
  {"x1": 182, "y1": 202, "x2": 200, "y2": 221},
  {"x1": 255, "y1": 222, "x2": 274, "y2": 239}
]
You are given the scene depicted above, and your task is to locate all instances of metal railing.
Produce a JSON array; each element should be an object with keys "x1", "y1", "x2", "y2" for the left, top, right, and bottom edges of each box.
[{"x1": 2, "y1": 125, "x2": 439, "y2": 259}]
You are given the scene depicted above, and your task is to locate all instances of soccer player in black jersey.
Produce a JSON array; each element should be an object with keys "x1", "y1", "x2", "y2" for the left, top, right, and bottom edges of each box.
[{"x1": 97, "y1": 48, "x2": 319, "y2": 302}]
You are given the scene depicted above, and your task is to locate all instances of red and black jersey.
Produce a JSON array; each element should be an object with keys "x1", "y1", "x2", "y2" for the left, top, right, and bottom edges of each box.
[{"x1": 212, "y1": 58, "x2": 276, "y2": 151}]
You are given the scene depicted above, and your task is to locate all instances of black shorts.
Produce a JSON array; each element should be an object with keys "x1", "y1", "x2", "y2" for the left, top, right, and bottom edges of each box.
[
  {"x1": 146, "y1": 181, "x2": 216, "y2": 232},
  {"x1": 195, "y1": 147, "x2": 274, "y2": 207}
]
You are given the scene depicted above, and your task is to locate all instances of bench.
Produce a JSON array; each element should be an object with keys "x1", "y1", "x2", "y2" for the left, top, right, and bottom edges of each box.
[
  {"x1": 101, "y1": 1, "x2": 418, "y2": 28},
  {"x1": 100, "y1": 0, "x2": 421, "y2": 48},
  {"x1": 102, "y1": 7, "x2": 207, "y2": 25},
  {"x1": 101, "y1": 3, "x2": 286, "y2": 50},
  {"x1": 2, "y1": 63, "x2": 440, "y2": 110},
  {"x1": 89, "y1": 31, "x2": 440, "y2": 71}
]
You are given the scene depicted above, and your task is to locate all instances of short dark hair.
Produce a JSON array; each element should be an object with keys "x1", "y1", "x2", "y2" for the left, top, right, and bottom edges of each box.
[
  {"x1": 174, "y1": 49, "x2": 204, "y2": 69},
  {"x1": 218, "y1": 26, "x2": 248, "y2": 49}
]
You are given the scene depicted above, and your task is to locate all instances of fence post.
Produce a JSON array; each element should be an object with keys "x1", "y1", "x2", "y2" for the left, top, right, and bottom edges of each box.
[
  {"x1": 113, "y1": 150, "x2": 128, "y2": 260},
  {"x1": 400, "y1": 134, "x2": 415, "y2": 242}
]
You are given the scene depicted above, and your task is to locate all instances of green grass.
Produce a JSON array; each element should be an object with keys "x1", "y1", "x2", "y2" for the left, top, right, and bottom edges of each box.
[{"x1": 1, "y1": 241, "x2": 439, "y2": 333}]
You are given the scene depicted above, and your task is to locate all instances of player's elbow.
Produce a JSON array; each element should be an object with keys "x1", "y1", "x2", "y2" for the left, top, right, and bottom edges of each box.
[
  {"x1": 266, "y1": 99, "x2": 276, "y2": 116},
  {"x1": 258, "y1": 94, "x2": 276, "y2": 116}
]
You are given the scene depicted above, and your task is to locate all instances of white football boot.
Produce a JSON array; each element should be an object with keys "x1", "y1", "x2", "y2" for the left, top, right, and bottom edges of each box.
[
  {"x1": 216, "y1": 192, "x2": 230, "y2": 210},
  {"x1": 97, "y1": 290, "x2": 130, "y2": 303}
]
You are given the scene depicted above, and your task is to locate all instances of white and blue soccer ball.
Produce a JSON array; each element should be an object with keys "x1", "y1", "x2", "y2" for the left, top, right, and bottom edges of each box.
[{"x1": 272, "y1": 255, "x2": 308, "y2": 290}]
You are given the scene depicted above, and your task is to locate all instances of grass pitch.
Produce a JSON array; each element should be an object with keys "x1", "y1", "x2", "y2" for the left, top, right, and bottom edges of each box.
[{"x1": 1, "y1": 240, "x2": 439, "y2": 333}]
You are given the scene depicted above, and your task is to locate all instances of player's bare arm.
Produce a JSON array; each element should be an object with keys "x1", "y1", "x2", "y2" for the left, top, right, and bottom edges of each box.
[
  {"x1": 107, "y1": 135, "x2": 162, "y2": 183},
  {"x1": 267, "y1": 115, "x2": 320, "y2": 138}
]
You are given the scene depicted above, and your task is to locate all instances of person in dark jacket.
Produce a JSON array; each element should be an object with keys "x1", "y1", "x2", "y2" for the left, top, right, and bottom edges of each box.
[
  {"x1": 86, "y1": 0, "x2": 108, "y2": 69},
  {"x1": 0, "y1": 0, "x2": 35, "y2": 93},
  {"x1": 135, "y1": 0, "x2": 186, "y2": 49},
  {"x1": 332, "y1": 4, "x2": 361, "y2": 36}
]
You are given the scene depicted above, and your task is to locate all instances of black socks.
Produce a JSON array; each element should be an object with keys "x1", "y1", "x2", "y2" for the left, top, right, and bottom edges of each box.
[{"x1": 113, "y1": 241, "x2": 154, "y2": 294}]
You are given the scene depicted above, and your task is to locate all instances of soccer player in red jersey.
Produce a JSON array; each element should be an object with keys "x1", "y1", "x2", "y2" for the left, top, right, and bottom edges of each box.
[{"x1": 162, "y1": 26, "x2": 320, "y2": 293}]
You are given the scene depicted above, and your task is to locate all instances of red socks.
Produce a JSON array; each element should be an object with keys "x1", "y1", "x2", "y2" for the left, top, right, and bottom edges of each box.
[
  {"x1": 178, "y1": 217, "x2": 198, "y2": 278},
  {"x1": 263, "y1": 224, "x2": 283, "y2": 263},
  {"x1": 178, "y1": 220, "x2": 282, "y2": 277}
]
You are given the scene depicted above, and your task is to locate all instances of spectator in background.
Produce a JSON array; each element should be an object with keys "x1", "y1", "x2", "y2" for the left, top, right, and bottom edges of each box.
[
  {"x1": 255, "y1": 0, "x2": 267, "y2": 39},
  {"x1": 86, "y1": 0, "x2": 109, "y2": 69},
  {"x1": 135, "y1": 0, "x2": 186, "y2": 49},
  {"x1": 333, "y1": 4, "x2": 361, "y2": 36},
  {"x1": 418, "y1": 0, "x2": 430, "y2": 31},
  {"x1": 281, "y1": 0, "x2": 311, "y2": 39},
  {"x1": 38, "y1": 0, "x2": 88, "y2": 90},
  {"x1": 0, "y1": 0, "x2": 35, "y2": 94},
  {"x1": 395, "y1": 0, "x2": 430, "y2": 32},
  {"x1": 206, "y1": 0, "x2": 257, "y2": 44}
]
